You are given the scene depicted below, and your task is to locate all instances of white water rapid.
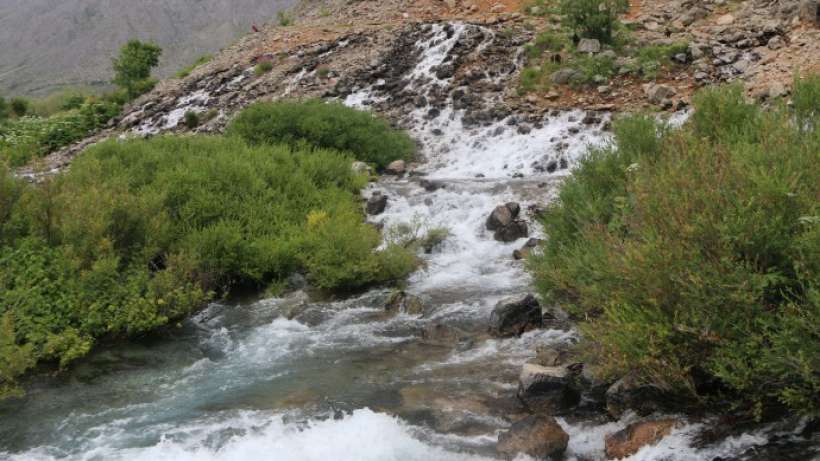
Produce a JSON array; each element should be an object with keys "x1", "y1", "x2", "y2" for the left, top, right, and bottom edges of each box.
[{"x1": 1, "y1": 21, "x2": 814, "y2": 461}]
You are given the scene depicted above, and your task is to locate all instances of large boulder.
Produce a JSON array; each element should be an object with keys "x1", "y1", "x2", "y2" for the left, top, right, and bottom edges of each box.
[
  {"x1": 366, "y1": 192, "x2": 388, "y2": 215},
  {"x1": 487, "y1": 203, "x2": 529, "y2": 242},
  {"x1": 645, "y1": 84, "x2": 677, "y2": 105},
  {"x1": 496, "y1": 415, "x2": 569, "y2": 460},
  {"x1": 517, "y1": 363, "x2": 581, "y2": 415},
  {"x1": 577, "y1": 38, "x2": 601, "y2": 54},
  {"x1": 488, "y1": 294, "x2": 542, "y2": 337},
  {"x1": 495, "y1": 220, "x2": 529, "y2": 242},
  {"x1": 551, "y1": 68, "x2": 579, "y2": 85},
  {"x1": 605, "y1": 419, "x2": 680, "y2": 459}
]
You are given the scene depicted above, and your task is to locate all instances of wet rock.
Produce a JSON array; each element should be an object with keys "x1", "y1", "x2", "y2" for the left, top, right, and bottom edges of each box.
[
  {"x1": 486, "y1": 203, "x2": 518, "y2": 231},
  {"x1": 285, "y1": 273, "x2": 307, "y2": 291},
  {"x1": 366, "y1": 192, "x2": 388, "y2": 215},
  {"x1": 419, "y1": 179, "x2": 445, "y2": 192},
  {"x1": 496, "y1": 415, "x2": 569, "y2": 460},
  {"x1": 577, "y1": 38, "x2": 601, "y2": 54},
  {"x1": 495, "y1": 220, "x2": 528, "y2": 242},
  {"x1": 488, "y1": 294, "x2": 542, "y2": 337},
  {"x1": 606, "y1": 375, "x2": 671, "y2": 418},
  {"x1": 605, "y1": 419, "x2": 680, "y2": 459},
  {"x1": 513, "y1": 238, "x2": 542, "y2": 260},
  {"x1": 385, "y1": 160, "x2": 406, "y2": 176},
  {"x1": 517, "y1": 124, "x2": 532, "y2": 135},
  {"x1": 517, "y1": 363, "x2": 581, "y2": 415},
  {"x1": 386, "y1": 290, "x2": 424, "y2": 315}
]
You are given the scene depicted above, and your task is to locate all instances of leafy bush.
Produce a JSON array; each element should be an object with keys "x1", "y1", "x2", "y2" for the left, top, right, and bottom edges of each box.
[
  {"x1": 277, "y1": 10, "x2": 293, "y2": 26},
  {"x1": 10, "y1": 98, "x2": 29, "y2": 117},
  {"x1": 525, "y1": 31, "x2": 568, "y2": 59},
  {"x1": 0, "y1": 135, "x2": 418, "y2": 397},
  {"x1": 560, "y1": 0, "x2": 629, "y2": 44},
  {"x1": 530, "y1": 79, "x2": 820, "y2": 416},
  {"x1": 226, "y1": 100, "x2": 415, "y2": 169},
  {"x1": 572, "y1": 53, "x2": 617, "y2": 84},
  {"x1": 112, "y1": 40, "x2": 162, "y2": 99},
  {"x1": 631, "y1": 42, "x2": 689, "y2": 79},
  {"x1": 0, "y1": 97, "x2": 7, "y2": 120},
  {"x1": 184, "y1": 110, "x2": 200, "y2": 129},
  {"x1": 255, "y1": 61, "x2": 274, "y2": 76}
]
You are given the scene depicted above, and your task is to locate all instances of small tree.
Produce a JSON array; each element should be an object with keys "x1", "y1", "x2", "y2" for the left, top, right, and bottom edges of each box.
[
  {"x1": 112, "y1": 40, "x2": 162, "y2": 99},
  {"x1": 560, "y1": 0, "x2": 629, "y2": 44}
]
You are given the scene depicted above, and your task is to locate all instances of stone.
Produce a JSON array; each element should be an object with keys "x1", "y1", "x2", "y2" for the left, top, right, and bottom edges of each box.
[
  {"x1": 716, "y1": 14, "x2": 735, "y2": 25},
  {"x1": 551, "y1": 68, "x2": 578, "y2": 85},
  {"x1": 606, "y1": 375, "x2": 671, "y2": 418},
  {"x1": 767, "y1": 36, "x2": 784, "y2": 50},
  {"x1": 488, "y1": 294, "x2": 542, "y2": 337},
  {"x1": 486, "y1": 204, "x2": 516, "y2": 231},
  {"x1": 605, "y1": 419, "x2": 680, "y2": 459},
  {"x1": 645, "y1": 84, "x2": 677, "y2": 104},
  {"x1": 799, "y1": 0, "x2": 819, "y2": 25},
  {"x1": 513, "y1": 238, "x2": 541, "y2": 260},
  {"x1": 419, "y1": 179, "x2": 445, "y2": 192},
  {"x1": 496, "y1": 416, "x2": 569, "y2": 460},
  {"x1": 385, "y1": 159, "x2": 406, "y2": 175},
  {"x1": 517, "y1": 363, "x2": 581, "y2": 414},
  {"x1": 366, "y1": 192, "x2": 388, "y2": 215},
  {"x1": 494, "y1": 220, "x2": 529, "y2": 242},
  {"x1": 577, "y1": 38, "x2": 601, "y2": 54},
  {"x1": 386, "y1": 291, "x2": 424, "y2": 316}
]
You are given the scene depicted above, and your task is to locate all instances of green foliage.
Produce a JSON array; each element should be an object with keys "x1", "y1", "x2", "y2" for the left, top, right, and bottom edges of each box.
[
  {"x1": 560, "y1": 0, "x2": 629, "y2": 44},
  {"x1": 0, "y1": 134, "x2": 418, "y2": 397},
  {"x1": 184, "y1": 111, "x2": 200, "y2": 129},
  {"x1": 0, "y1": 97, "x2": 7, "y2": 121},
  {"x1": 10, "y1": 98, "x2": 29, "y2": 117},
  {"x1": 176, "y1": 54, "x2": 213, "y2": 79},
  {"x1": 277, "y1": 10, "x2": 293, "y2": 26},
  {"x1": 112, "y1": 40, "x2": 162, "y2": 99},
  {"x1": 525, "y1": 31, "x2": 568, "y2": 59},
  {"x1": 572, "y1": 53, "x2": 617, "y2": 84},
  {"x1": 226, "y1": 100, "x2": 416, "y2": 169},
  {"x1": 0, "y1": 98, "x2": 121, "y2": 166},
  {"x1": 530, "y1": 78, "x2": 820, "y2": 416},
  {"x1": 255, "y1": 61, "x2": 274, "y2": 76},
  {"x1": 631, "y1": 42, "x2": 689, "y2": 79}
]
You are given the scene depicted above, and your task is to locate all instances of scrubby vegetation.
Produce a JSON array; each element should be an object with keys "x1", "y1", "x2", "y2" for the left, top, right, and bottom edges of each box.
[
  {"x1": 519, "y1": 0, "x2": 689, "y2": 93},
  {"x1": 112, "y1": 40, "x2": 162, "y2": 99},
  {"x1": 0, "y1": 99, "x2": 421, "y2": 399},
  {"x1": 529, "y1": 76, "x2": 820, "y2": 416},
  {"x1": 176, "y1": 54, "x2": 213, "y2": 79},
  {"x1": 226, "y1": 100, "x2": 415, "y2": 169}
]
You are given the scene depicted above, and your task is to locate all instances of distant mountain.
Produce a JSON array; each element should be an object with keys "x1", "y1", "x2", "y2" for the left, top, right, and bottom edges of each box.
[{"x1": 0, "y1": 0, "x2": 297, "y2": 96}]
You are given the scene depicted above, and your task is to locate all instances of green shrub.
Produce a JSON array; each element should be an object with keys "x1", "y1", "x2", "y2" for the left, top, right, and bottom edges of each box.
[
  {"x1": 10, "y1": 98, "x2": 29, "y2": 117},
  {"x1": 572, "y1": 53, "x2": 617, "y2": 84},
  {"x1": 530, "y1": 78, "x2": 820, "y2": 416},
  {"x1": 184, "y1": 110, "x2": 200, "y2": 129},
  {"x1": 631, "y1": 42, "x2": 688, "y2": 79},
  {"x1": 525, "y1": 31, "x2": 568, "y2": 60},
  {"x1": 277, "y1": 10, "x2": 293, "y2": 26},
  {"x1": 255, "y1": 61, "x2": 274, "y2": 76},
  {"x1": 0, "y1": 135, "x2": 418, "y2": 397},
  {"x1": 226, "y1": 100, "x2": 415, "y2": 169},
  {"x1": 0, "y1": 97, "x2": 7, "y2": 120},
  {"x1": 560, "y1": 0, "x2": 629, "y2": 44}
]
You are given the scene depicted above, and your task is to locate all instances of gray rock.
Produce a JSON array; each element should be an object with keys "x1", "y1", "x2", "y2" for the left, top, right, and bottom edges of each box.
[
  {"x1": 551, "y1": 68, "x2": 578, "y2": 85},
  {"x1": 495, "y1": 220, "x2": 529, "y2": 242},
  {"x1": 577, "y1": 38, "x2": 601, "y2": 54},
  {"x1": 645, "y1": 84, "x2": 677, "y2": 104},
  {"x1": 496, "y1": 416, "x2": 569, "y2": 460},
  {"x1": 489, "y1": 294, "x2": 542, "y2": 337},
  {"x1": 366, "y1": 192, "x2": 388, "y2": 215},
  {"x1": 386, "y1": 291, "x2": 424, "y2": 316},
  {"x1": 385, "y1": 160, "x2": 406, "y2": 175},
  {"x1": 486, "y1": 204, "x2": 515, "y2": 231},
  {"x1": 606, "y1": 375, "x2": 671, "y2": 418},
  {"x1": 517, "y1": 363, "x2": 581, "y2": 414},
  {"x1": 800, "y1": 0, "x2": 819, "y2": 25}
]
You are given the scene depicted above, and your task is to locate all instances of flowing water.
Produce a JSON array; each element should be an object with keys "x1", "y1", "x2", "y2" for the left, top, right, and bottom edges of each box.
[{"x1": 2, "y1": 21, "x2": 817, "y2": 461}]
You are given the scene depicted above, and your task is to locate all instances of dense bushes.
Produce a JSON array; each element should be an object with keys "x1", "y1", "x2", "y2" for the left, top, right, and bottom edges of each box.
[
  {"x1": 226, "y1": 100, "x2": 415, "y2": 169},
  {"x1": 0, "y1": 135, "x2": 418, "y2": 398},
  {"x1": 530, "y1": 76, "x2": 820, "y2": 415},
  {"x1": 560, "y1": 0, "x2": 629, "y2": 44}
]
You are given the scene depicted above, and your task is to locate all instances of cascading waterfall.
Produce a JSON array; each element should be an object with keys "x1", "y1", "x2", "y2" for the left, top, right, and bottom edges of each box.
[{"x1": 1, "y1": 21, "x2": 813, "y2": 461}]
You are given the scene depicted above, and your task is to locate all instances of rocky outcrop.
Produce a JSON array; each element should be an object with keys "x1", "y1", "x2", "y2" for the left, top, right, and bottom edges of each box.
[
  {"x1": 605, "y1": 419, "x2": 680, "y2": 459},
  {"x1": 517, "y1": 363, "x2": 581, "y2": 415},
  {"x1": 366, "y1": 192, "x2": 388, "y2": 215},
  {"x1": 488, "y1": 294, "x2": 542, "y2": 337},
  {"x1": 486, "y1": 203, "x2": 529, "y2": 243},
  {"x1": 496, "y1": 415, "x2": 569, "y2": 460}
]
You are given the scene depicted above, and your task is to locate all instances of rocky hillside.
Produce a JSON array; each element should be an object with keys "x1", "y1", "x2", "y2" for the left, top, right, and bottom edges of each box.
[{"x1": 0, "y1": 0, "x2": 296, "y2": 97}]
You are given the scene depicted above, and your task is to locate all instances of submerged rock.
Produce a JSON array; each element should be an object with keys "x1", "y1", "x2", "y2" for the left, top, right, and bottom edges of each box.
[
  {"x1": 605, "y1": 419, "x2": 680, "y2": 459},
  {"x1": 385, "y1": 290, "x2": 424, "y2": 315},
  {"x1": 496, "y1": 415, "x2": 569, "y2": 460},
  {"x1": 488, "y1": 294, "x2": 542, "y2": 337},
  {"x1": 517, "y1": 363, "x2": 581, "y2": 415},
  {"x1": 366, "y1": 192, "x2": 388, "y2": 215}
]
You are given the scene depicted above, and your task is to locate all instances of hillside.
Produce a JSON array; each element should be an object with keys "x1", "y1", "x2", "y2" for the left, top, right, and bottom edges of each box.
[{"x1": 0, "y1": 0, "x2": 296, "y2": 96}]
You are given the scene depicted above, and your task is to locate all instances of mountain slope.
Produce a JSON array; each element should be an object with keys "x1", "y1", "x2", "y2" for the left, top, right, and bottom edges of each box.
[{"x1": 0, "y1": 0, "x2": 296, "y2": 96}]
